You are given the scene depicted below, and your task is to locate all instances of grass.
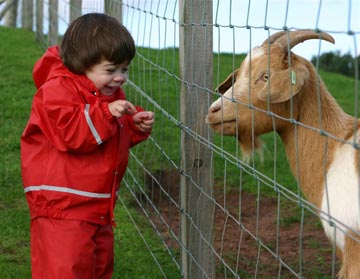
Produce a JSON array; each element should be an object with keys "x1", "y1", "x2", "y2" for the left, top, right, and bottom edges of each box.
[
  {"x1": 1, "y1": 25, "x2": 357, "y2": 278},
  {"x1": 0, "y1": 26, "x2": 40, "y2": 279},
  {"x1": 0, "y1": 26, "x2": 180, "y2": 279}
]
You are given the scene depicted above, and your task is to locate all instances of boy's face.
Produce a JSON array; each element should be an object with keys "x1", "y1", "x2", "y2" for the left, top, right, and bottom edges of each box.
[{"x1": 85, "y1": 60, "x2": 129, "y2": 96}]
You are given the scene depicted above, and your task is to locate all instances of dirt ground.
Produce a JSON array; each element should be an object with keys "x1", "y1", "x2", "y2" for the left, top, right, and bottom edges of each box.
[{"x1": 140, "y1": 168, "x2": 338, "y2": 279}]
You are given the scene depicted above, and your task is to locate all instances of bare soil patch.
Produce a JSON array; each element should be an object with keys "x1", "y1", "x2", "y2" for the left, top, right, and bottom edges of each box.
[{"x1": 140, "y1": 168, "x2": 338, "y2": 278}]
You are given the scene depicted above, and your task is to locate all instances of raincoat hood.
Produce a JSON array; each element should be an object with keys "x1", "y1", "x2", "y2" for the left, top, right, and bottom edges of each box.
[
  {"x1": 33, "y1": 46, "x2": 67, "y2": 89},
  {"x1": 32, "y1": 46, "x2": 96, "y2": 93}
]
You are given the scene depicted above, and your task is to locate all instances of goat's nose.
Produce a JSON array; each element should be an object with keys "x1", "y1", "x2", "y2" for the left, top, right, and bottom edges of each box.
[{"x1": 209, "y1": 104, "x2": 221, "y2": 113}]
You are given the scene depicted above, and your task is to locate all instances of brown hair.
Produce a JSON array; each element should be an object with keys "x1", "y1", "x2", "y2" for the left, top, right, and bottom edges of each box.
[{"x1": 60, "y1": 13, "x2": 136, "y2": 74}]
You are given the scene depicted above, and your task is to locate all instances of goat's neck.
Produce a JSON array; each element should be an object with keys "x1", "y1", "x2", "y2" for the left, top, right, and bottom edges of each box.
[{"x1": 279, "y1": 74, "x2": 356, "y2": 208}]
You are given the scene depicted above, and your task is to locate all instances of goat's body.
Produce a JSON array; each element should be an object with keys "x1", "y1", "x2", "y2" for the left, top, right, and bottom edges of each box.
[
  {"x1": 319, "y1": 134, "x2": 360, "y2": 279},
  {"x1": 278, "y1": 65, "x2": 360, "y2": 279},
  {"x1": 206, "y1": 30, "x2": 360, "y2": 278},
  {"x1": 283, "y1": 119, "x2": 360, "y2": 278},
  {"x1": 277, "y1": 66, "x2": 360, "y2": 278},
  {"x1": 321, "y1": 133, "x2": 360, "y2": 279},
  {"x1": 322, "y1": 135, "x2": 360, "y2": 251}
]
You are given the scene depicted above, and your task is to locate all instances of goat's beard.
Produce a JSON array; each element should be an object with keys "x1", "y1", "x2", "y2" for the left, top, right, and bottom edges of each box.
[{"x1": 237, "y1": 134, "x2": 263, "y2": 163}]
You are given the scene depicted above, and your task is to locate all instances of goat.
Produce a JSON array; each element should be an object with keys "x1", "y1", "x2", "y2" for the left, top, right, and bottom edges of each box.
[{"x1": 206, "y1": 30, "x2": 360, "y2": 279}]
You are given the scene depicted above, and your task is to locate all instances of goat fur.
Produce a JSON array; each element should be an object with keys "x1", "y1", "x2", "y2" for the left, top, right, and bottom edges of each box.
[{"x1": 206, "y1": 30, "x2": 360, "y2": 279}]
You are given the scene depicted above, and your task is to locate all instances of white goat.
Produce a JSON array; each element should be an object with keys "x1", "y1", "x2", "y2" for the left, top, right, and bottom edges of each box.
[{"x1": 206, "y1": 30, "x2": 360, "y2": 279}]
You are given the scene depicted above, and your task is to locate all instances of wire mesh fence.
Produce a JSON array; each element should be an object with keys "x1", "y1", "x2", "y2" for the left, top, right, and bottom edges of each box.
[{"x1": 4, "y1": 0, "x2": 360, "y2": 278}]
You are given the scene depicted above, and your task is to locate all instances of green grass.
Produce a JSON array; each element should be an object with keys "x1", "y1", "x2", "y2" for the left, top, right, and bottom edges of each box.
[
  {"x1": 0, "y1": 26, "x2": 180, "y2": 279},
  {"x1": 1, "y1": 25, "x2": 356, "y2": 278},
  {"x1": 0, "y1": 26, "x2": 40, "y2": 279}
]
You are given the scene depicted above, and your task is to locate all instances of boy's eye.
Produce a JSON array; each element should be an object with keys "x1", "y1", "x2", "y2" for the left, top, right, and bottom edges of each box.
[
  {"x1": 106, "y1": 67, "x2": 128, "y2": 74},
  {"x1": 106, "y1": 68, "x2": 116, "y2": 73}
]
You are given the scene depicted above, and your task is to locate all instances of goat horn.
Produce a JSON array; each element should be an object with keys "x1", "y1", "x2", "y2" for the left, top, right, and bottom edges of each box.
[
  {"x1": 261, "y1": 31, "x2": 288, "y2": 45},
  {"x1": 274, "y1": 30, "x2": 335, "y2": 51}
]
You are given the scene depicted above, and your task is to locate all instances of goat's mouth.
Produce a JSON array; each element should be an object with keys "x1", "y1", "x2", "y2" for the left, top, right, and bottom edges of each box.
[
  {"x1": 206, "y1": 116, "x2": 237, "y2": 135},
  {"x1": 207, "y1": 120, "x2": 235, "y2": 126},
  {"x1": 205, "y1": 114, "x2": 236, "y2": 125}
]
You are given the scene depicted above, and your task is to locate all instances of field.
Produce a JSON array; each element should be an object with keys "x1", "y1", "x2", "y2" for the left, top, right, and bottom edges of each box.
[
  {"x1": 0, "y1": 26, "x2": 180, "y2": 279},
  {"x1": 0, "y1": 25, "x2": 357, "y2": 278}
]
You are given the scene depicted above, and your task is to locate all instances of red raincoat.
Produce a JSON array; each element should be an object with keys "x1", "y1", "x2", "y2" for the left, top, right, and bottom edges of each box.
[{"x1": 21, "y1": 46, "x2": 150, "y2": 226}]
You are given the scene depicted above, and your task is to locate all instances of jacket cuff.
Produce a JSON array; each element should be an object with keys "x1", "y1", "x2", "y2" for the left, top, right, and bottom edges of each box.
[{"x1": 100, "y1": 102, "x2": 114, "y2": 120}]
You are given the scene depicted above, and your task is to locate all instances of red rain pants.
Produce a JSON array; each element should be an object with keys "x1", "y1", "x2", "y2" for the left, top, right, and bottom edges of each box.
[{"x1": 30, "y1": 218, "x2": 114, "y2": 279}]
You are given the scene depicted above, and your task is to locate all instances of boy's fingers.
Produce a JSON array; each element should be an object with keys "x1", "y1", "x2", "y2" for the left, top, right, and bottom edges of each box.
[
  {"x1": 147, "y1": 112, "x2": 155, "y2": 120},
  {"x1": 134, "y1": 111, "x2": 148, "y2": 119},
  {"x1": 142, "y1": 119, "x2": 154, "y2": 125},
  {"x1": 138, "y1": 111, "x2": 155, "y2": 119},
  {"x1": 124, "y1": 101, "x2": 137, "y2": 114}
]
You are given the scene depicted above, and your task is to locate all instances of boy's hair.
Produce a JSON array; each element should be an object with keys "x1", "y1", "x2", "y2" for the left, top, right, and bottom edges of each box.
[{"x1": 60, "y1": 13, "x2": 136, "y2": 74}]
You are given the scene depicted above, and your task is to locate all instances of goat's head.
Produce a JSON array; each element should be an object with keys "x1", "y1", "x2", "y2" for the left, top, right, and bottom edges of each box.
[{"x1": 206, "y1": 30, "x2": 335, "y2": 156}]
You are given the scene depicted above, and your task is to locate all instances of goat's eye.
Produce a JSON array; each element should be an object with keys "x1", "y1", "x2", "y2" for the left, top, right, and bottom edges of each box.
[
  {"x1": 255, "y1": 72, "x2": 270, "y2": 84},
  {"x1": 261, "y1": 73, "x2": 269, "y2": 82}
]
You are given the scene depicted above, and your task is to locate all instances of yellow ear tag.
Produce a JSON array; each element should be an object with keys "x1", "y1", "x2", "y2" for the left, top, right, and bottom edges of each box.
[{"x1": 291, "y1": 70, "x2": 296, "y2": 85}]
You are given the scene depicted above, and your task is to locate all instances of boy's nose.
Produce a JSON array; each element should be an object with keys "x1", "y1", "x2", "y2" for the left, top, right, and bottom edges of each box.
[{"x1": 114, "y1": 73, "x2": 126, "y2": 83}]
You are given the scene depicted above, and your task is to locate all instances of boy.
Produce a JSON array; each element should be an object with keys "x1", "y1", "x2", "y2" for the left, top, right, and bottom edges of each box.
[{"x1": 21, "y1": 13, "x2": 154, "y2": 279}]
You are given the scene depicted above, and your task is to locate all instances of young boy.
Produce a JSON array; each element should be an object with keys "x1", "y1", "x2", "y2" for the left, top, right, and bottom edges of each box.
[{"x1": 21, "y1": 13, "x2": 154, "y2": 279}]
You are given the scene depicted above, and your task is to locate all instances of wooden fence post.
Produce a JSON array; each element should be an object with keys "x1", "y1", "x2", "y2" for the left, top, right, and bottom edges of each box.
[
  {"x1": 104, "y1": 0, "x2": 122, "y2": 23},
  {"x1": 35, "y1": 0, "x2": 43, "y2": 43},
  {"x1": 48, "y1": 0, "x2": 58, "y2": 45},
  {"x1": 4, "y1": 0, "x2": 18, "y2": 27},
  {"x1": 179, "y1": 0, "x2": 214, "y2": 278},
  {"x1": 69, "y1": 0, "x2": 82, "y2": 22},
  {"x1": 21, "y1": 0, "x2": 33, "y2": 30}
]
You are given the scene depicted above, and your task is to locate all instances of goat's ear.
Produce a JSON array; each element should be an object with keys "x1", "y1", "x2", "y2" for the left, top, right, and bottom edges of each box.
[
  {"x1": 216, "y1": 69, "x2": 240, "y2": 94},
  {"x1": 258, "y1": 66, "x2": 309, "y2": 103}
]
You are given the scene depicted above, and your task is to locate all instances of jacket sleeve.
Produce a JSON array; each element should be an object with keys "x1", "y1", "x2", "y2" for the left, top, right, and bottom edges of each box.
[
  {"x1": 26, "y1": 78, "x2": 118, "y2": 153},
  {"x1": 124, "y1": 106, "x2": 152, "y2": 148}
]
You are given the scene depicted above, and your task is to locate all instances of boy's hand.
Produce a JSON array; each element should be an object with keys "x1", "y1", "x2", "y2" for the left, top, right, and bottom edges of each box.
[
  {"x1": 133, "y1": 111, "x2": 155, "y2": 133},
  {"x1": 108, "y1": 100, "x2": 137, "y2": 117}
]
